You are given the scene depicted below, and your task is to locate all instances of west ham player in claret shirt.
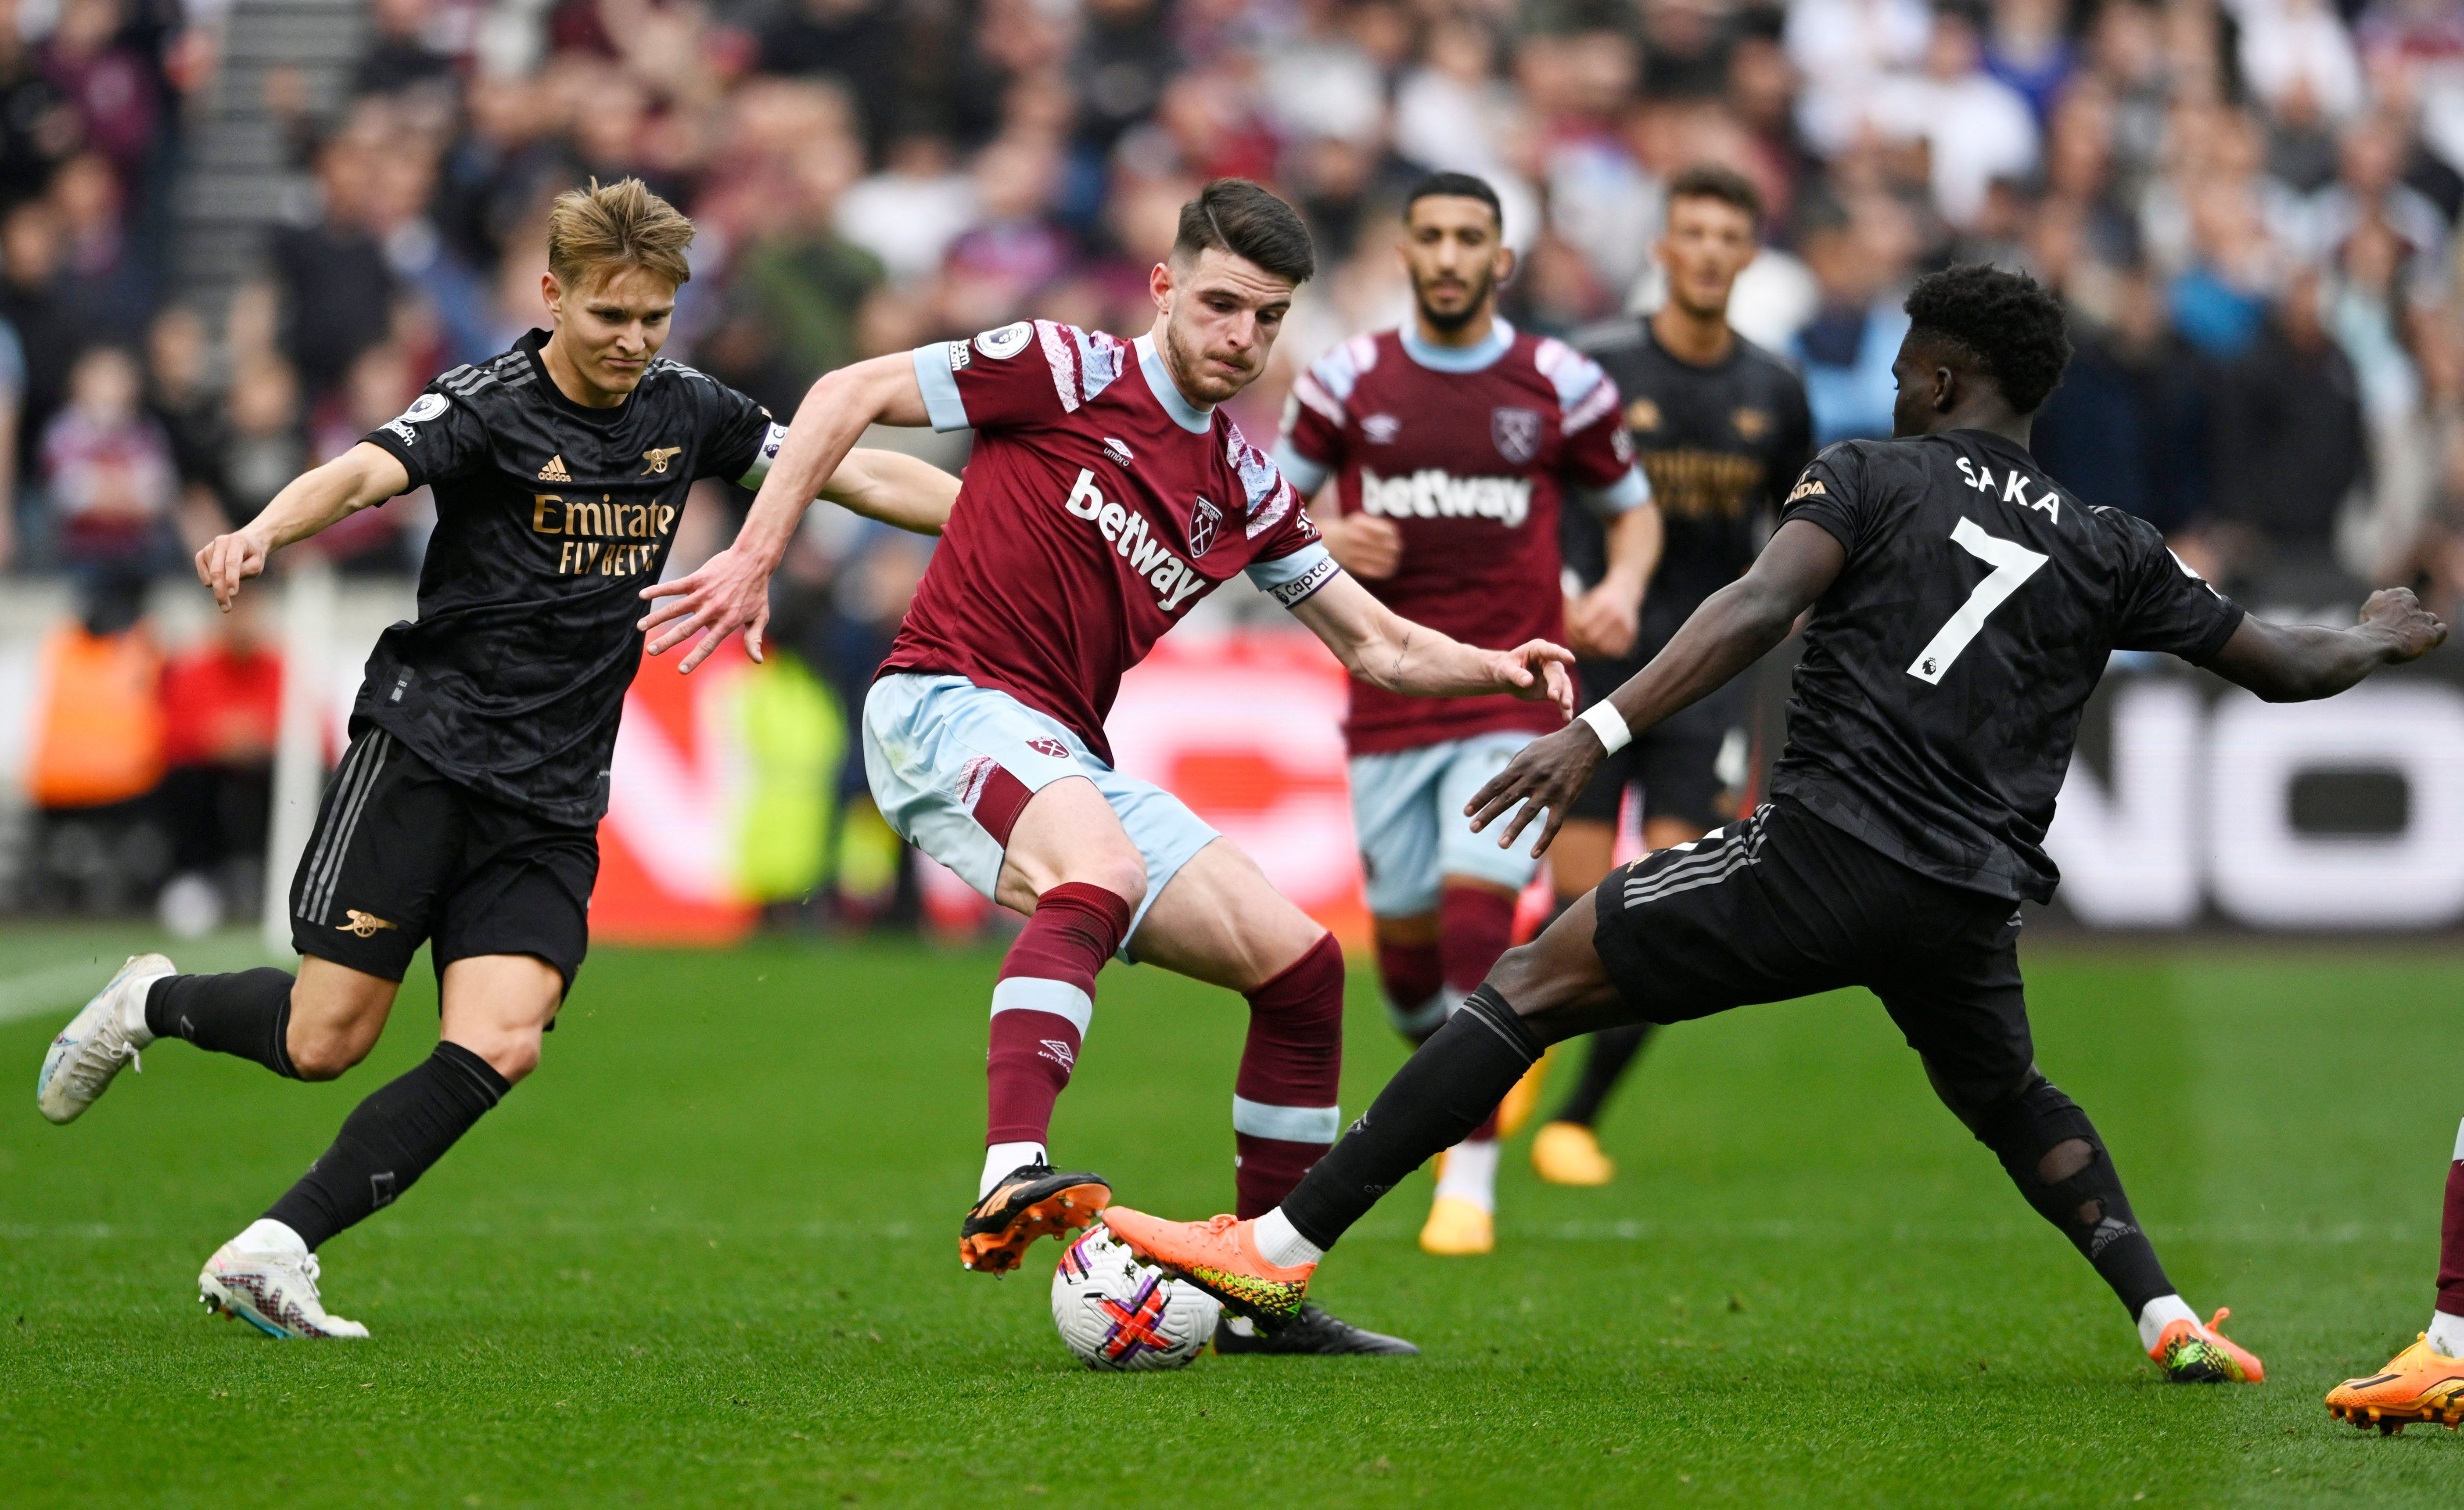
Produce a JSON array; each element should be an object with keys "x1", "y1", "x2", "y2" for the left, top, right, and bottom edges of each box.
[
  {"x1": 35, "y1": 180, "x2": 951, "y2": 1338},
  {"x1": 1276, "y1": 172, "x2": 1657, "y2": 1256},
  {"x1": 646, "y1": 180, "x2": 1576, "y2": 1355},
  {"x1": 1532, "y1": 165, "x2": 1814, "y2": 1190},
  {"x1": 1106, "y1": 265, "x2": 2448, "y2": 1384}
]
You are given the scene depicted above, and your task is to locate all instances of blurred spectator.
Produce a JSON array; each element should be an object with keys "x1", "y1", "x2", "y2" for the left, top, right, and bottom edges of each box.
[
  {"x1": 352, "y1": 0, "x2": 460, "y2": 103},
  {"x1": 305, "y1": 342, "x2": 430, "y2": 572},
  {"x1": 49, "y1": 152, "x2": 149, "y2": 329},
  {"x1": 837, "y1": 134, "x2": 978, "y2": 286},
  {"x1": 214, "y1": 355, "x2": 305, "y2": 529},
  {"x1": 40, "y1": 0, "x2": 161, "y2": 183},
  {"x1": 269, "y1": 125, "x2": 400, "y2": 406},
  {"x1": 157, "y1": 592, "x2": 281, "y2": 931},
  {"x1": 2194, "y1": 269, "x2": 2369, "y2": 597},
  {"x1": 0, "y1": 1, "x2": 72, "y2": 214},
  {"x1": 1793, "y1": 196, "x2": 1915, "y2": 444},
  {"x1": 705, "y1": 129, "x2": 884, "y2": 413},
  {"x1": 1876, "y1": 7, "x2": 2040, "y2": 230},
  {"x1": 43, "y1": 344, "x2": 179, "y2": 579},
  {"x1": 1786, "y1": 0, "x2": 1934, "y2": 156},
  {"x1": 2241, "y1": 0, "x2": 2366, "y2": 125},
  {"x1": 2, "y1": 199, "x2": 81, "y2": 472},
  {"x1": 758, "y1": 0, "x2": 908, "y2": 161},
  {"x1": 144, "y1": 303, "x2": 221, "y2": 525},
  {"x1": 1986, "y1": 0, "x2": 2072, "y2": 124}
]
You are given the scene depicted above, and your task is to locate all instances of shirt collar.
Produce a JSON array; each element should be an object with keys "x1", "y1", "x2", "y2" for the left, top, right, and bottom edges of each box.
[
  {"x1": 1134, "y1": 333, "x2": 1214, "y2": 434},
  {"x1": 1401, "y1": 316, "x2": 1514, "y2": 374}
]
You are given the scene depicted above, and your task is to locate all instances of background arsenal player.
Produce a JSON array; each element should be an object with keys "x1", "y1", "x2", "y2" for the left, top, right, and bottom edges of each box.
[
  {"x1": 1278, "y1": 172, "x2": 1657, "y2": 1256},
  {"x1": 643, "y1": 179, "x2": 1574, "y2": 1355}
]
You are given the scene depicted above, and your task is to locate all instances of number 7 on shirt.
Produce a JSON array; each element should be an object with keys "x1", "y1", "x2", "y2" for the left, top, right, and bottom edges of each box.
[{"x1": 1907, "y1": 517, "x2": 2050, "y2": 685}]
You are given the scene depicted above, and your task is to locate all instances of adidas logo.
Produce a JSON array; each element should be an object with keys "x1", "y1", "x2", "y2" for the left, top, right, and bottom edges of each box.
[{"x1": 538, "y1": 455, "x2": 571, "y2": 482}]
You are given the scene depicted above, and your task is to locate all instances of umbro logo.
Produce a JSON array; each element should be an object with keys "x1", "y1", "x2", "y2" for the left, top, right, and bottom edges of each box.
[
  {"x1": 1101, "y1": 437, "x2": 1132, "y2": 468},
  {"x1": 640, "y1": 445, "x2": 683, "y2": 475},
  {"x1": 1038, "y1": 1039, "x2": 1076, "y2": 1071},
  {"x1": 538, "y1": 455, "x2": 572, "y2": 482},
  {"x1": 1361, "y1": 413, "x2": 1401, "y2": 444},
  {"x1": 337, "y1": 910, "x2": 397, "y2": 938}
]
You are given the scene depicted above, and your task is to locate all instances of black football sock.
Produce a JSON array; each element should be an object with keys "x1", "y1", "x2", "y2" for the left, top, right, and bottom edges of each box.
[
  {"x1": 144, "y1": 970, "x2": 300, "y2": 1079},
  {"x1": 1551, "y1": 1022, "x2": 1656, "y2": 1129},
  {"x1": 262, "y1": 1041, "x2": 510, "y2": 1251},
  {"x1": 1972, "y1": 1077, "x2": 2173, "y2": 1318},
  {"x1": 1280, "y1": 985, "x2": 1539, "y2": 1252}
]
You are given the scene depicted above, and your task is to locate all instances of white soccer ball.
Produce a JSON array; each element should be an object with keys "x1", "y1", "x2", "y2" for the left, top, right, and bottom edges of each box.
[{"x1": 1050, "y1": 1221, "x2": 1221, "y2": 1371}]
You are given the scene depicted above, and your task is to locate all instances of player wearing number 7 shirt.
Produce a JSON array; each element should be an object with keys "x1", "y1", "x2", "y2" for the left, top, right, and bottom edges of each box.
[
  {"x1": 1103, "y1": 264, "x2": 2449, "y2": 1382},
  {"x1": 643, "y1": 180, "x2": 1577, "y2": 1356}
]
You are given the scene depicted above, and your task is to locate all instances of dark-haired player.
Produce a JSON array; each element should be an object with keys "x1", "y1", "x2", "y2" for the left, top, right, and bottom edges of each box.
[
  {"x1": 1532, "y1": 165, "x2": 1811, "y2": 1189},
  {"x1": 1105, "y1": 263, "x2": 2449, "y2": 1382},
  {"x1": 1277, "y1": 171, "x2": 1654, "y2": 1255},
  {"x1": 646, "y1": 179, "x2": 1576, "y2": 1355},
  {"x1": 36, "y1": 179, "x2": 952, "y2": 1338}
]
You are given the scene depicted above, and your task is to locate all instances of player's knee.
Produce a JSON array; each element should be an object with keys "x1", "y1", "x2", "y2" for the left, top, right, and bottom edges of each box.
[
  {"x1": 1073, "y1": 844, "x2": 1147, "y2": 911},
  {"x1": 287, "y1": 1025, "x2": 372, "y2": 1081}
]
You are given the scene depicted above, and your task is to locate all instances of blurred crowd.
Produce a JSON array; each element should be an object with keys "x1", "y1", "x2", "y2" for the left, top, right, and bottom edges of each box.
[{"x1": 13, "y1": 0, "x2": 2464, "y2": 917}]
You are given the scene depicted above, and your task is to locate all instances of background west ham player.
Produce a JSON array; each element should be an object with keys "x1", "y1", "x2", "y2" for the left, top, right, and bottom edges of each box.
[
  {"x1": 1277, "y1": 172, "x2": 1655, "y2": 1257},
  {"x1": 1532, "y1": 166, "x2": 1814, "y2": 1190},
  {"x1": 644, "y1": 179, "x2": 1576, "y2": 1355},
  {"x1": 32, "y1": 181, "x2": 952, "y2": 1339}
]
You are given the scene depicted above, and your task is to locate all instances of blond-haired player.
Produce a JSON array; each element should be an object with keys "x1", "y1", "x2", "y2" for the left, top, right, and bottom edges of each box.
[{"x1": 36, "y1": 179, "x2": 948, "y2": 1337}]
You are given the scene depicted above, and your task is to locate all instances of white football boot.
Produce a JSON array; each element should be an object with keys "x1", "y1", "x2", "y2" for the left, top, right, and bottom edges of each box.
[
  {"x1": 200, "y1": 1228, "x2": 369, "y2": 1339},
  {"x1": 36, "y1": 953, "x2": 173, "y2": 1124}
]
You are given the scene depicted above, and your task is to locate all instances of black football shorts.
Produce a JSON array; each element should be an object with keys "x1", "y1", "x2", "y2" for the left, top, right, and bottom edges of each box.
[
  {"x1": 288, "y1": 727, "x2": 599, "y2": 995},
  {"x1": 1588, "y1": 797, "x2": 2033, "y2": 1113}
]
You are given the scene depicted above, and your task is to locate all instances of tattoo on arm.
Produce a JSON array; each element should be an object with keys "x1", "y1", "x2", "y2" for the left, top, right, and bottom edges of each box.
[{"x1": 1392, "y1": 628, "x2": 1410, "y2": 685}]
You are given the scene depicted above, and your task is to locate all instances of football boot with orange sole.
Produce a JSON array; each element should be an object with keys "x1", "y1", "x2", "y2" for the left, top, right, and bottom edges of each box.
[
  {"x1": 1418, "y1": 1194, "x2": 1494, "y2": 1255},
  {"x1": 1101, "y1": 1207, "x2": 1313, "y2": 1326},
  {"x1": 1530, "y1": 1120, "x2": 1615, "y2": 1186},
  {"x1": 959, "y1": 1164, "x2": 1109, "y2": 1275},
  {"x1": 2326, "y1": 1336, "x2": 2464, "y2": 1433},
  {"x1": 2148, "y1": 1307, "x2": 2264, "y2": 1384}
]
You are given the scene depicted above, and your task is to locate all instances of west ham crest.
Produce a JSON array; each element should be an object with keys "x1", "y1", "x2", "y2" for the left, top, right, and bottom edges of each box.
[
  {"x1": 1189, "y1": 494, "x2": 1221, "y2": 556},
  {"x1": 1491, "y1": 406, "x2": 1542, "y2": 465}
]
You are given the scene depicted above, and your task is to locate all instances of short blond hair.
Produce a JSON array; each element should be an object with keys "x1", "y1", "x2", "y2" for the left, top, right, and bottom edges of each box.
[{"x1": 545, "y1": 177, "x2": 695, "y2": 292}]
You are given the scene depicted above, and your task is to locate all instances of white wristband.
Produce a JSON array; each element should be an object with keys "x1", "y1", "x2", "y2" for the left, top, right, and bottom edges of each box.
[{"x1": 1577, "y1": 701, "x2": 1632, "y2": 755}]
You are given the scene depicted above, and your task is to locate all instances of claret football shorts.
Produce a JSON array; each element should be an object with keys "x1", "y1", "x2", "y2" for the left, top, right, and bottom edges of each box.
[
  {"x1": 289, "y1": 728, "x2": 599, "y2": 995},
  {"x1": 861, "y1": 672, "x2": 1218, "y2": 955}
]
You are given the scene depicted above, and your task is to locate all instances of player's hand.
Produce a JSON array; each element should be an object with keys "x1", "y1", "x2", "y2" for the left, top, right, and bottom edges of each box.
[
  {"x1": 195, "y1": 526, "x2": 274, "y2": 611},
  {"x1": 1491, "y1": 638, "x2": 1576, "y2": 717},
  {"x1": 638, "y1": 544, "x2": 775, "y2": 672},
  {"x1": 1465, "y1": 721, "x2": 1604, "y2": 857},
  {"x1": 1564, "y1": 581, "x2": 1641, "y2": 660},
  {"x1": 2362, "y1": 586, "x2": 2447, "y2": 664},
  {"x1": 1319, "y1": 513, "x2": 1402, "y2": 580}
]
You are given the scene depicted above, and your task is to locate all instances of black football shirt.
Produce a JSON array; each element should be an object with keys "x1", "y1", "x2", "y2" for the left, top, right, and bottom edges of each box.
[
  {"x1": 1564, "y1": 318, "x2": 1812, "y2": 734},
  {"x1": 1772, "y1": 429, "x2": 2244, "y2": 902},
  {"x1": 358, "y1": 330, "x2": 778, "y2": 826}
]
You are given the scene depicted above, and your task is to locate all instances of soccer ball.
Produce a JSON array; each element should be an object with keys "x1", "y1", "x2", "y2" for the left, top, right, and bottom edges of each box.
[{"x1": 1049, "y1": 1221, "x2": 1221, "y2": 1371}]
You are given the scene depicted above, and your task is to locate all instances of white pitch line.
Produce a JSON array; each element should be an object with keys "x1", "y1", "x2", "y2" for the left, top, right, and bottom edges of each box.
[{"x1": 0, "y1": 961, "x2": 109, "y2": 1026}]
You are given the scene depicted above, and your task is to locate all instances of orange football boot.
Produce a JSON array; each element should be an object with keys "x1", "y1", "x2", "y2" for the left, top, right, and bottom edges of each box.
[
  {"x1": 2326, "y1": 1336, "x2": 2464, "y2": 1433},
  {"x1": 958, "y1": 1165, "x2": 1109, "y2": 1275},
  {"x1": 1100, "y1": 1207, "x2": 1314, "y2": 1325},
  {"x1": 2148, "y1": 1307, "x2": 2265, "y2": 1384}
]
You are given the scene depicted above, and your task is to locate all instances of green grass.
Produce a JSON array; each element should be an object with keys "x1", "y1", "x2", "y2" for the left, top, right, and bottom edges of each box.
[{"x1": 2, "y1": 925, "x2": 2460, "y2": 1507}]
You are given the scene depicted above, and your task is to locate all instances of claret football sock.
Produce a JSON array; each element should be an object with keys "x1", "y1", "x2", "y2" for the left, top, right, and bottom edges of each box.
[
  {"x1": 981, "y1": 1142, "x2": 1046, "y2": 1198},
  {"x1": 984, "y1": 883, "x2": 1132, "y2": 1147},
  {"x1": 1233, "y1": 933, "x2": 1345, "y2": 1218},
  {"x1": 1376, "y1": 937, "x2": 1446, "y2": 1039},
  {"x1": 144, "y1": 969, "x2": 300, "y2": 1078},
  {"x1": 1437, "y1": 884, "x2": 1516, "y2": 999},
  {"x1": 2434, "y1": 1118, "x2": 2464, "y2": 1344},
  {"x1": 1282, "y1": 985, "x2": 1541, "y2": 1252},
  {"x1": 262, "y1": 1040, "x2": 509, "y2": 1251}
]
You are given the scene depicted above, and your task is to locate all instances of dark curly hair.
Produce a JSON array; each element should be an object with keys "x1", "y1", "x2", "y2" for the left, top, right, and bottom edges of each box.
[{"x1": 1902, "y1": 264, "x2": 2071, "y2": 414}]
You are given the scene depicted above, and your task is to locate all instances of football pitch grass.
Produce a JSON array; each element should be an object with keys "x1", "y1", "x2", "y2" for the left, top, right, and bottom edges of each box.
[{"x1": 1, "y1": 925, "x2": 2459, "y2": 1507}]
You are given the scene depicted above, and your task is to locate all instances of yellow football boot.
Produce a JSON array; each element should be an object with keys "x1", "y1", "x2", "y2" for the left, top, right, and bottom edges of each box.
[
  {"x1": 1494, "y1": 1045, "x2": 1553, "y2": 1137},
  {"x1": 1531, "y1": 1121, "x2": 1616, "y2": 1186},
  {"x1": 2326, "y1": 1336, "x2": 2464, "y2": 1432},
  {"x1": 1419, "y1": 1194, "x2": 1494, "y2": 1255}
]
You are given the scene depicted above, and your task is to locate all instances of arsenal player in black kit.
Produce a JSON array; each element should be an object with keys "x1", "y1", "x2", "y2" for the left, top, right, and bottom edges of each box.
[
  {"x1": 1103, "y1": 265, "x2": 2449, "y2": 1384},
  {"x1": 34, "y1": 180, "x2": 949, "y2": 1337},
  {"x1": 1536, "y1": 166, "x2": 1813, "y2": 1186}
]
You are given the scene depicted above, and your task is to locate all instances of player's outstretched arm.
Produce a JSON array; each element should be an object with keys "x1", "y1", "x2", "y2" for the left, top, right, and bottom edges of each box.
[
  {"x1": 1287, "y1": 571, "x2": 1576, "y2": 712},
  {"x1": 194, "y1": 441, "x2": 409, "y2": 611},
  {"x1": 820, "y1": 447, "x2": 959, "y2": 537},
  {"x1": 1467, "y1": 518, "x2": 1846, "y2": 856},
  {"x1": 641, "y1": 352, "x2": 929, "y2": 671},
  {"x1": 2204, "y1": 588, "x2": 2447, "y2": 702}
]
